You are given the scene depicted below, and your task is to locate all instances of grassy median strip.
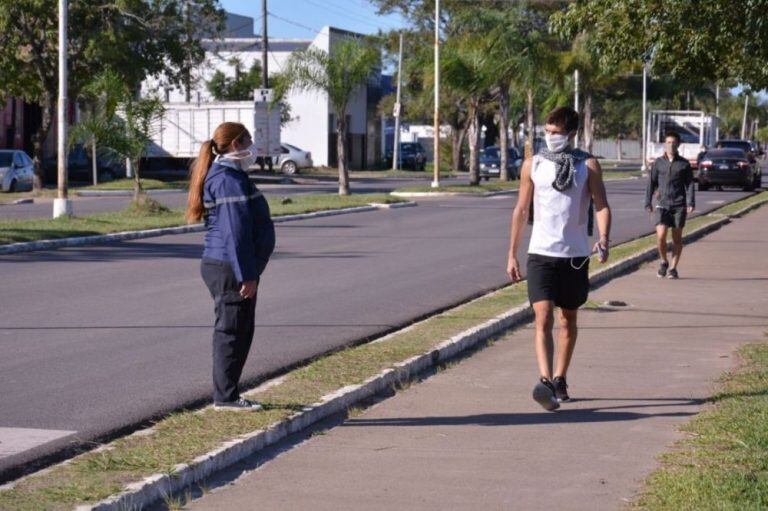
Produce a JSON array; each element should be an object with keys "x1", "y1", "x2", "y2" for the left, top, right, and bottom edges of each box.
[
  {"x1": 635, "y1": 341, "x2": 768, "y2": 510},
  {"x1": 0, "y1": 193, "x2": 766, "y2": 510},
  {"x1": 394, "y1": 181, "x2": 521, "y2": 194},
  {"x1": 82, "y1": 178, "x2": 188, "y2": 191},
  {"x1": 392, "y1": 171, "x2": 640, "y2": 194},
  {"x1": 0, "y1": 194, "x2": 403, "y2": 245}
]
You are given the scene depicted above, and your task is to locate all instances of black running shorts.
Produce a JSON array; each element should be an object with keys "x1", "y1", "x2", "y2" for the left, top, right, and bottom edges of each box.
[
  {"x1": 526, "y1": 253, "x2": 590, "y2": 310},
  {"x1": 655, "y1": 207, "x2": 687, "y2": 229}
]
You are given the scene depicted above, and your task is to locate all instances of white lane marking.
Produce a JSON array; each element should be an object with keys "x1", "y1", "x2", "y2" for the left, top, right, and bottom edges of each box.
[
  {"x1": 707, "y1": 200, "x2": 726, "y2": 204},
  {"x1": 0, "y1": 427, "x2": 76, "y2": 459}
]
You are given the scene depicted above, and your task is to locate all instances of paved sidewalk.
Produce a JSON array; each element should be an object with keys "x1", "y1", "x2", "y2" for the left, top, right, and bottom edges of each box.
[{"x1": 186, "y1": 207, "x2": 768, "y2": 511}]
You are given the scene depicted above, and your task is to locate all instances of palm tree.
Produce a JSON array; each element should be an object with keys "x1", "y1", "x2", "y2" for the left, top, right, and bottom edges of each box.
[
  {"x1": 70, "y1": 71, "x2": 164, "y2": 202},
  {"x1": 286, "y1": 37, "x2": 380, "y2": 195},
  {"x1": 442, "y1": 33, "x2": 497, "y2": 185},
  {"x1": 469, "y1": 8, "x2": 526, "y2": 181}
]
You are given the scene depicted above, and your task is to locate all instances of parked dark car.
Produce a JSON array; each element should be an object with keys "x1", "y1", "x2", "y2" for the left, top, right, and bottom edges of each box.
[
  {"x1": 479, "y1": 145, "x2": 522, "y2": 180},
  {"x1": 698, "y1": 148, "x2": 761, "y2": 191},
  {"x1": 43, "y1": 145, "x2": 121, "y2": 184},
  {"x1": 715, "y1": 139, "x2": 757, "y2": 162},
  {"x1": 385, "y1": 142, "x2": 427, "y2": 170}
]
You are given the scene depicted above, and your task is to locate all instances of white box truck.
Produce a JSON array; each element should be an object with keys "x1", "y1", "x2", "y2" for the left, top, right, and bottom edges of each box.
[
  {"x1": 646, "y1": 110, "x2": 719, "y2": 170},
  {"x1": 145, "y1": 97, "x2": 281, "y2": 169}
]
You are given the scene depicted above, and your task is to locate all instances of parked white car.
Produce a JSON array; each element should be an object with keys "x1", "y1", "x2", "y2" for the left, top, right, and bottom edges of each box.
[
  {"x1": 274, "y1": 143, "x2": 313, "y2": 174},
  {"x1": 0, "y1": 150, "x2": 35, "y2": 192}
]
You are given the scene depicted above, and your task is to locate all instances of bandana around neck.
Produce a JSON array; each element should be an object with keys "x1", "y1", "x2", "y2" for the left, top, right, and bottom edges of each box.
[{"x1": 538, "y1": 147, "x2": 591, "y2": 191}]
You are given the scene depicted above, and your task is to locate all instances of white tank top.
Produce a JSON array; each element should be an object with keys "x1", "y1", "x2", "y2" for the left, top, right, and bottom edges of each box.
[{"x1": 528, "y1": 154, "x2": 591, "y2": 258}]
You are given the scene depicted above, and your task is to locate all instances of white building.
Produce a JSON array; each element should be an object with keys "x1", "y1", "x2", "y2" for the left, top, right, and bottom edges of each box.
[{"x1": 143, "y1": 14, "x2": 387, "y2": 169}]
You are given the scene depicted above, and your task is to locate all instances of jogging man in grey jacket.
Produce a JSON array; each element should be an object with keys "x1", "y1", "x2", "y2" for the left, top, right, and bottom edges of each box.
[{"x1": 644, "y1": 131, "x2": 695, "y2": 279}]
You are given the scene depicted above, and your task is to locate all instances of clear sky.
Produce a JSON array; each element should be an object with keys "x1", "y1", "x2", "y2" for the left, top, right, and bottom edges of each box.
[{"x1": 218, "y1": 0, "x2": 408, "y2": 40}]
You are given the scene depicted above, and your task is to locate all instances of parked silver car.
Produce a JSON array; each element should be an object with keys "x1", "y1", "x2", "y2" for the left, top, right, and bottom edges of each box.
[
  {"x1": 0, "y1": 150, "x2": 35, "y2": 192},
  {"x1": 274, "y1": 143, "x2": 313, "y2": 174}
]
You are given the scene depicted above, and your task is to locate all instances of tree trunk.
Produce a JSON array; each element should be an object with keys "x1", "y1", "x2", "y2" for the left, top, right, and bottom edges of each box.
[
  {"x1": 336, "y1": 116, "x2": 350, "y2": 195},
  {"x1": 132, "y1": 157, "x2": 144, "y2": 202},
  {"x1": 583, "y1": 92, "x2": 594, "y2": 154},
  {"x1": 616, "y1": 136, "x2": 623, "y2": 161},
  {"x1": 451, "y1": 126, "x2": 466, "y2": 172},
  {"x1": 31, "y1": 92, "x2": 55, "y2": 193},
  {"x1": 467, "y1": 99, "x2": 481, "y2": 186},
  {"x1": 525, "y1": 88, "x2": 535, "y2": 159},
  {"x1": 499, "y1": 88, "x2": 510, "y2": 181}
]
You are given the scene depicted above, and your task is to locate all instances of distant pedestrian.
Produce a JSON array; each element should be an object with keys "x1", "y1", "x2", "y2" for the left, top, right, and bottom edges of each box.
[
  {"x1": 644, "y1": 131, "x2": 695, "y2": 279},
  {"x1": 507, "y1": 106, "x2": 612, "y2": 411},
  {"x1": 186, "y1": 122, "x2": 275, "y2": 410}
]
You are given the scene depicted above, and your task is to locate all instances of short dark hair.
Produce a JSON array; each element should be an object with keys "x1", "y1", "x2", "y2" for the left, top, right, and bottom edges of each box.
[
  {"x1": 664, "y1": 131, "x2": 681, "y2": 143},
  {"x1": 545, "y1": 106, "x2": 579, "y2": 133}
]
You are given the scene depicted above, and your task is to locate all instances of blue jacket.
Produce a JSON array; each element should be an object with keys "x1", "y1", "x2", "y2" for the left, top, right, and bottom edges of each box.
[{"x1": 202, "y1": 161, "x2": 275, "y2": 282}]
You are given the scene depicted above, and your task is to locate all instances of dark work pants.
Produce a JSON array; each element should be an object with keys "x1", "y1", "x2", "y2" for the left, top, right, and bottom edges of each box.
[{"x1": 200, "y1": 258, "x2": 257, "y2": 403}]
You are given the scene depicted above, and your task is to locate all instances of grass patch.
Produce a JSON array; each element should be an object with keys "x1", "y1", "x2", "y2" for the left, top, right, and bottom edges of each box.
[
  {"x1": 634, "y1": 341, "x2": 768, "y2": 510},
  {"x1": 392, "y1": 171, "x2": 640, "y2": 194},
  {"x1": 298, "y1": 166, "x2": 456, "y2": 179},
  {"x1": 0, "y1": 192, "x2": 764, "y2": 510},
  {"x1": 718, "y1": 190, "x2": 768, "y2": 217},
  {"x1": 82, "y1": 178, "x2": 188, "y2": 191},
  {"x1": 394, "y1": 181, "x2": 521, "y2": 194},
  {"x1": 0, "y1": 193, "x2": 404, "y2": 245}
]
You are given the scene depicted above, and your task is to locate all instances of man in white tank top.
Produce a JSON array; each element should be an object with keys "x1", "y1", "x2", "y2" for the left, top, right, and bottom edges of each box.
[{"x1": 506, "y1": 107, "x2": 612, "y2": 411}]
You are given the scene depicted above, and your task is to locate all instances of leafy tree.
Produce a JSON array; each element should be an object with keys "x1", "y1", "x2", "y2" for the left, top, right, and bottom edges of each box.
[
  {"x1": 207, "y1": 58, "x2": 263, "y2": 100},
  {"x1": 0, "y1": 0, "x2": 223, "y2": 191},
  {"x1": 71, "y1": 71, "x2": 164, "y2": 202},
  {"x1": 551, "y1": 0, "x2": 768, "y2": 90},
  {"x1": 442, "y1": 33, "x2": 498, "y2": 185},
  {"x1": 286, "y1": 37, "x2": 380, "y2": 195}
]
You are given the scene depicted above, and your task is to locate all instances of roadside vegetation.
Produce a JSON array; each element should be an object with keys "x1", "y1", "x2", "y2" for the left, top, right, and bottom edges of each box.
[
  {"x1": 635, "y1": 341, "x2": 768, "y2": 510},
  {"x1": 0, "y1": 194, "x2": 403, "y2": 245}
]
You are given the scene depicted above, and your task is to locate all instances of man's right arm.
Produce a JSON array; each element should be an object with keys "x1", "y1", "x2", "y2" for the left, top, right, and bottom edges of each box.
[
  {"x1": 644, "y1": 161, "x2": 657, "y2": 211},
  {"x1": 507, "y1": 158, "x2": 534, "y2": 282}
]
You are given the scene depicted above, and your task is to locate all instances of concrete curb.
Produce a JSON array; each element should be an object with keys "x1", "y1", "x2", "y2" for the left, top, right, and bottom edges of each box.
[
  {"x1": 0, "y1": 202, "x2": 417, "y2": 256},
  {"x1": 77, "y1": 208, "x2": 744, "y2": 511}
]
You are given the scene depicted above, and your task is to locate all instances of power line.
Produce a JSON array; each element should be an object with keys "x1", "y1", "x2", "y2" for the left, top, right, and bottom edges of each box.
[{"x1": 302, "y1": 0, "x2": 400, "y2": 31}]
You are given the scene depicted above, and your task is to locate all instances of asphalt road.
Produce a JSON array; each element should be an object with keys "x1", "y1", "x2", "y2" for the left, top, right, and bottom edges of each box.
[
  {"x1": 0, "y1": 176, "x2": 757, "y2": 480},
  {"x1": 0, "y1": 175, "x2": 463, "y2": 221}
]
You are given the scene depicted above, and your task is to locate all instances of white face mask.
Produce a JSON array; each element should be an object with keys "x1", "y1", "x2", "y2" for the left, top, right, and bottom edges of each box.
[
  {"x1": 544, "y1": 133, "x2": 570, "y2": 153},
  {"x1": 222, "y1": 144, "x2": 258, "y2": 170}
]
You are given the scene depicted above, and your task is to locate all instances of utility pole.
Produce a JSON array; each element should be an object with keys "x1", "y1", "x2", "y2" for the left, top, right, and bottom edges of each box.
[
  {"x1": 262, "y1": 0, "x2": 268, "y2": 88},
  {"x1": 574, "y1": 69, "x2": 579, "y2": 149},
  {"x1": 53, "y1": 0, "x2": 71, "y2": 218},
  {"x1": 392, "y1": 32, "x2": 403, "y2": 171},
  {"x1": 742, "y1": 92, "x2": 749, "y2": 140},
  {"x1": 432, "y1": 0, "x2": 440, "y2": 188},
  {"x1": 715, "y1": 83, "x2": 720, "y2": 141},
  {"x1": 641, "y1": 61, "x2": 648, "y2": 173}
]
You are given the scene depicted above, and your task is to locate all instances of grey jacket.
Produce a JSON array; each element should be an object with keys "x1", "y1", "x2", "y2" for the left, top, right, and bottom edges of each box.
[{"x1": 644, "y1": 154, "x2": 695, "y2": 209}]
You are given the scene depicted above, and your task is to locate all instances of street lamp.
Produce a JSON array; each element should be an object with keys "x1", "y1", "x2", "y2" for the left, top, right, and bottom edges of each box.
[
  {"x1": 640, "y1": 48, "x2": 653, "y2": 174},
  {"x1": 432, "y1": 0, "x2": 440, "y2": 188},
  {"x1": 53, "y1": 0, "x2": 72, "y2": 218},
  {"x1": 640, "y1": 61, "x2": 648, "y2": 173}
]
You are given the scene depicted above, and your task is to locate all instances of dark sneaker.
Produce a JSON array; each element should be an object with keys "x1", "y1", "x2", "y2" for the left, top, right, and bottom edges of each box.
[
  {"x1": 532, "y1": 377, "x2": 560, "y2": 411},
  {"x1": 657, "y1": 261, "x2": 669, "y2": 278},
  {"x1": 213, "y1": 397, "x2": 263, "y2": 411},
  {"x1": 667, "y1": 268, "x2": 679, "y2": 279},
  {"x1": 552, "y1": 376, "x2": 570, "y2": 402}
]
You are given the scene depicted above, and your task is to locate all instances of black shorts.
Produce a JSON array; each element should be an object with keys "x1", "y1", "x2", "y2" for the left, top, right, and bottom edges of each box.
[
  {"x1": 655, "y1": 207, "x2": 687, "y2": 229},
  {"x1": 527, "y1": 253, "x2": 590, "y2": 310}
]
